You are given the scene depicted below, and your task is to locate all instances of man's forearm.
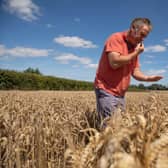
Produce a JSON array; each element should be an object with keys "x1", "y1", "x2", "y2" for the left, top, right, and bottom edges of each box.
[
  {"x1": 132, "y1": 69, "x2": 148, "y2": 81},
  {"x1": 108, "y1": 50, "x2": 140, "y2": 69}
]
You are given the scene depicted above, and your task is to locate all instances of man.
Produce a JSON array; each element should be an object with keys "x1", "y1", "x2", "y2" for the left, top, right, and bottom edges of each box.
[{"x1": 94, "y1": 17, "x2": 163, "y2": 126}]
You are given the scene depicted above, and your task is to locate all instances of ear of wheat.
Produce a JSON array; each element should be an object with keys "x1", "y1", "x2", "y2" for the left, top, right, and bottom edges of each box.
[{"x1": 65, "y1": 93, "x2": 168, "y2": 168}]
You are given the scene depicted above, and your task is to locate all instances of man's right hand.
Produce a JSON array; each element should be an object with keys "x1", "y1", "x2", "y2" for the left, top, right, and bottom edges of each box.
[{"x1": 135, "y1": 43, "x2": 144, "y2": 54}]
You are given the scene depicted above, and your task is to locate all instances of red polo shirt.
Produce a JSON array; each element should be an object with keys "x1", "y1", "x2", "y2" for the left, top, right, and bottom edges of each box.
[{"x1": 94, "y1": 31, "x2": 140, "y2": 96}]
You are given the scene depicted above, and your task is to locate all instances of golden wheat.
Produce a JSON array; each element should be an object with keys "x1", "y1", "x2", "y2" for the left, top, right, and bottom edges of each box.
[{"x1": 1, "y1": 91, "x2": 168, "y2": 168}]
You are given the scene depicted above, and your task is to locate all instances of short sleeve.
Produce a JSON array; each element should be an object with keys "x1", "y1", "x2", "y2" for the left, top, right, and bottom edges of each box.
[{"x1": 105, "y1": 34, "x2": 123, "y2": 54}]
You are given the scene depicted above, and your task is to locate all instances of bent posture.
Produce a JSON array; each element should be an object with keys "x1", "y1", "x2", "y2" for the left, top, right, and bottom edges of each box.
[{"x1": 94, "y1": 18, "x2": 163, "y2": 127}]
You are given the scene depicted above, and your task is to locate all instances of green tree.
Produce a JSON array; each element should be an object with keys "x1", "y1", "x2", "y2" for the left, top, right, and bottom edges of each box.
[{"x1": 24, "y1": 67, "x2": 42, "y2": 75}]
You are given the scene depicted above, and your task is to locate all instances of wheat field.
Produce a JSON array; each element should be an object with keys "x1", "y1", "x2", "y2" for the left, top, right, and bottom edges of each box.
[{"x1": 0, "y1": 91, "x2": 168, "y2": 168}]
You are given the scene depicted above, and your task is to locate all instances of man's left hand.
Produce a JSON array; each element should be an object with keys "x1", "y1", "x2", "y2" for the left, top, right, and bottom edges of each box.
[{"x1": 146, "y1": 76, "x2": 163, "y2": 81}]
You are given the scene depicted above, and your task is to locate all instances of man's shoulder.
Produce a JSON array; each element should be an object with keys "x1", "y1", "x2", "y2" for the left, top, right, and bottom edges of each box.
[
  {"x1": 109, "y1": 31, "x2": 125, "y2": 38},
  {"x1": 106, "y1": 31, "x2": 126, "y2": 42}
]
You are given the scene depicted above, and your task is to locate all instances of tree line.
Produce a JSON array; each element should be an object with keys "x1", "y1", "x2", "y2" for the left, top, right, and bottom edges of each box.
[
  {"x1": 0, "y1": 68, "x2": 93, "y2": 90},
  {"x1": 0, "y1": 68, "x2": 167, "y2": 91}
]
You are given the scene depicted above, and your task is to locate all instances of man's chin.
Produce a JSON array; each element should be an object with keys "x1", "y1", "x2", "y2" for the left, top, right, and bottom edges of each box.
[{"x1": 135, "y1": 41, "x2": 142, "y2": 46}]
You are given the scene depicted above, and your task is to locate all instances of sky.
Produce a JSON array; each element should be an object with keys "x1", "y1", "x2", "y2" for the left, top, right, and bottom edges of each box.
[{"x1": 0, "y1": 0, "x2": 168, "y2": 86}]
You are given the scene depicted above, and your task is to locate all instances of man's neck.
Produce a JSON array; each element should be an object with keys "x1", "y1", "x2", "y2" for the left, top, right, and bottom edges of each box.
[{"x1": 125, "y1": 31, "x2": 137, "y2": 49}]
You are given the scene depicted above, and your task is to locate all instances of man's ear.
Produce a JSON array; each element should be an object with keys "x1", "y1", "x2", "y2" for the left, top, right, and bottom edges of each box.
[
  {"x1": 131, "y1": 25, "x2": 139, "y2": 37},
  {"x1": 132, "y1": 25, "x2": 138, "y2": 31},
  {"x1": 130, "y1": 25, "x2": 135, "y2": 32}
]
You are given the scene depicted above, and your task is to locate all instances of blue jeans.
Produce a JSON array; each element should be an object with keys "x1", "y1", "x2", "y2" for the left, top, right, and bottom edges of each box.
[{"x1": 95, "y1": 88, "x2": 125, "y2": 122}]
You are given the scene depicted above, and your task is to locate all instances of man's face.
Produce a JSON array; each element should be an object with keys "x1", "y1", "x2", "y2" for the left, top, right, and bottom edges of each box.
[{"x1": 131, "y1": 25, "x2": 150, "y2": 45}]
